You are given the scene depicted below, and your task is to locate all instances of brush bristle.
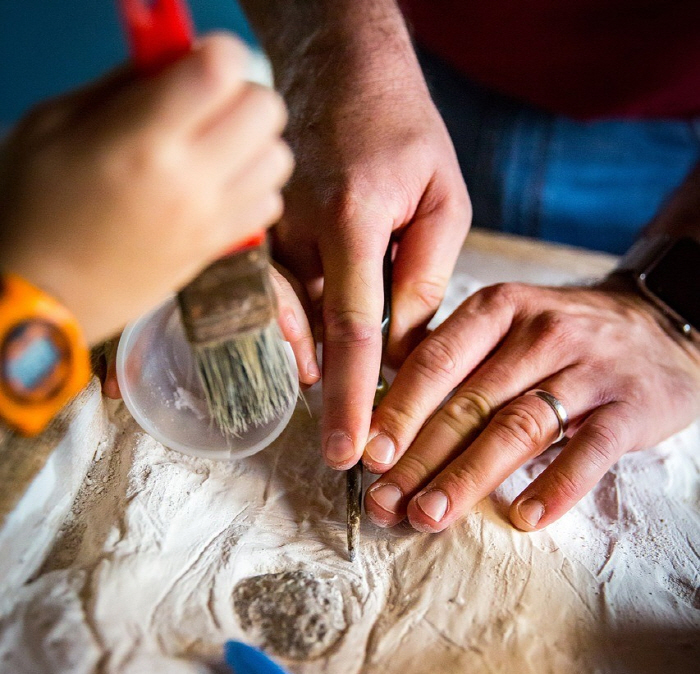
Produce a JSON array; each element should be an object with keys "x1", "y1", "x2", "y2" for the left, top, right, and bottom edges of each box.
[{"x1": 194, "y1": 324, "x2": 296, "y2": 437}]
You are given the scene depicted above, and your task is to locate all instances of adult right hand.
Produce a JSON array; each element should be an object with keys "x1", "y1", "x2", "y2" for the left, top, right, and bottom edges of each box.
[
  {"x1": 264, "y1": 2, "x2": 472, "y2": 471},
  {"x1": 0, "y1": 34, "x2": 292, "y2": 345}
]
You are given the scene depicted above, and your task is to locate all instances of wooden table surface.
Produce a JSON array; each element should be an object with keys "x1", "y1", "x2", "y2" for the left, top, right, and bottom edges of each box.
[{"x1": 464, "y1": 229, "x2": 616, "y2": 278}]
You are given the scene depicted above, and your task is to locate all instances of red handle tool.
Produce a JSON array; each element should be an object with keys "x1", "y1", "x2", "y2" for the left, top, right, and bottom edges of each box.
[{"x1": 118, "y1": 0, "x2": 194, "y2": 72}]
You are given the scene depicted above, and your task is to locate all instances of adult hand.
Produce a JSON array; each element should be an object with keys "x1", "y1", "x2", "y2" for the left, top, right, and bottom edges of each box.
[
  {"x1": 265, "y1": 3, "x2": 471, "y2": 470},
  {"x1": 0, "y1": 34, "x2": 291, "y2": 345},
  {"x1": 363, "y1": 280, "x2": 700, "y2": 532},
  {"x1": 101, "y1": 261, "x2": 320, "y2": 399}
]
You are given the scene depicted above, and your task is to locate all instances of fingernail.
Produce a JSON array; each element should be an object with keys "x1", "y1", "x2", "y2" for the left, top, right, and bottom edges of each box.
[
  {"x1": 416, "y1": 490, "x2": 449, "y2": 522},
  {"x1": 368, "y1": 484, "x2": 403, "y2": 514},
  {"x1": 518, "y1": 498, "x2": 544, "y2": 528},
  {"x1": 325, "y1": 432, "x2": 355, "y2": 465},
  {"x1": 365, "y1": 434, "x2": 395, "y2": 465},
  {"x1": 306, "y1": 359, "x2": 321, "y2": 379}
]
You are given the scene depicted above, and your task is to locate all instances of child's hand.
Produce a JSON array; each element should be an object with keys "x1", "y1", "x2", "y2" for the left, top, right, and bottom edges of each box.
[
  {"x1": 100, "y1": 261, "x2": 320, "y2": 399},
  {"x1": 0, "y1": 34, "x2": 292, "y2": 345}
]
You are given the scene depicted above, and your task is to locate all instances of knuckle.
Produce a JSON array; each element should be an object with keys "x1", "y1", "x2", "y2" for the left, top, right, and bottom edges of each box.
[
  {"x1": 410, "y1": 334, "x2": 460, "y2": 383},
  {"x1": 473, "y1": 282, "x2": 524, "y2": 313},
  {"x1": 323, "y1": 308, "x2": 378, "y2": 348},
  {"x1": 262, "y1": 193, "x2": 285, "y2": 226},
  {"x1": 431, "y1": 192, "x2": 472, "y2": 235},
  {"x1": 324, "y1": 189, "x2": 386, "y2": 242},
  {"x1": 580, "y1": 423, "x2": 624, "y2": 470},
  {"x1": 440, "y1": 389, "x2": 494, "y2": 435},
  {"x1": 272, "y1": 141, "x2": 295, "y2": 184},
  {"x1": 110, "y1": 130, "x2": 182, "y2": 182},
  {"x1": 616, "y1": 377, "x2": 645, "y2": 407},
  {"x1": 548, "y1": 468, "x2": 584, "y2": 503},
  {"x1": 530, "y1": 310, "x2": 576, "y2": 346},
  {"x1": 440, "y1": 464, "x2": 484, "y2": 498},
  {"x1": 242, "y1": 85, "x2": 287, "y2": 133},
  {"x1": 196, "y1": 34, "x2": 246, "y2": 92},
  {"x1": 445, "y1": 191, "x2": 473, "y2": 230},
  {"x1": 491, "y1": 400, "x2": 549, "y2": 453},
  {"x1": 396, "y1": 452, "x2": 434, "y2": 484},
  {"x1": 406, "y1": 277, "x2": 448, "y2": 312},
  {"x1": 379, "y1": 399, "x2": 420, "y2": 438},
  {"x1": 472, "y1": 284, "x2": 502, "y2": 308}
]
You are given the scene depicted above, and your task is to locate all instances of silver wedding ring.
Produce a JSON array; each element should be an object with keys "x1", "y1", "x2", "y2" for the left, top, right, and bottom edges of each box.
[{"x1": 525, "y1": 389, "x2": 569, "y2": 443}]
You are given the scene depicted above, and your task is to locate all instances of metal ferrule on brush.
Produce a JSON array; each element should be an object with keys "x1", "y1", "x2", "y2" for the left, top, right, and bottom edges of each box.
[{"x1": 179, "y1": 242, "x2": 277, "y2": 347}]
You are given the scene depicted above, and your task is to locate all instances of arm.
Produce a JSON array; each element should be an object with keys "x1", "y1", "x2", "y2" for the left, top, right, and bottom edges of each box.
[
  {"x1": 0, "y1": 35, "x2": 291, "y2": 345},
  {"x1": 238, "y1": 1, "x2": 419, "y2": 92},
  {"x1": 239, "y1": 0, "x2": 471, "y2": 469}
]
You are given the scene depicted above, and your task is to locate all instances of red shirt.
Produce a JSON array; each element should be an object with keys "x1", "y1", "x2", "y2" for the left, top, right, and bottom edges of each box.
[{"x1": 400, "y1": 0, "x2": 700, "y2": 119}]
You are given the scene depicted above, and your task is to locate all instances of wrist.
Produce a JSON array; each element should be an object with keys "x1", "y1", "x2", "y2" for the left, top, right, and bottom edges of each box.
[
  {"x1": 613, "y1": 235, "x2": 700, "y2": 339},
  {"x1": 243, "y1": 0, "x2": 423, "y2": 110},
  {"x1": 599, "y1": 270, "x2": 700, "y2": 357},
  {"x1": 0, "y1": 251, "x2": 98, "y2": 345}
]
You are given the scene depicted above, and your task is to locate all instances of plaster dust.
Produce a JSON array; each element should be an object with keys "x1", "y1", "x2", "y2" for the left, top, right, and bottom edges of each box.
[{"x1": 0, "y1": 272, "x2": 699, "y2": 674}]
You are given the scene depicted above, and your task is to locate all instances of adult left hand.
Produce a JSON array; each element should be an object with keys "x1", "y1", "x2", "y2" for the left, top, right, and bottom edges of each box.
[{"x1": 363, "y1": 279, "x2": 700, "y2": 532}]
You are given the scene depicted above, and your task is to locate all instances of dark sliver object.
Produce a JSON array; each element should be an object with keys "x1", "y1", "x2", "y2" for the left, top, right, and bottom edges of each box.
[
  {"x1": 346, "y1": 462, "x2": 363, "y2": 562},
  {"x1": 346, "y1": 245, "x2": 393, "y2": 562}
]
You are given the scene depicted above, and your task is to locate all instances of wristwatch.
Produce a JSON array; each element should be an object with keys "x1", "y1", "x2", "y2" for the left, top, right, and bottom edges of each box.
[
  {"x1": 0, "y1": 273, "x2": 90, "y2": 436},
  {"x1": 615, "y1": 235, "x2": 700, "y2": 338}
]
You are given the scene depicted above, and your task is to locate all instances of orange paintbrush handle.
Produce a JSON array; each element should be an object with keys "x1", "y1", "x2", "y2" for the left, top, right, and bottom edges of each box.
[{"x1": 221, "y1": 231, "x2": 268, "y2": 258}]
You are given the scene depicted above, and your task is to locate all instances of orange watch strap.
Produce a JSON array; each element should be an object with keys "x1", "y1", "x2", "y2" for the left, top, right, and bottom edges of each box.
[{"x1": 0, "y1": 273, "x2": 91, "y2": 436}]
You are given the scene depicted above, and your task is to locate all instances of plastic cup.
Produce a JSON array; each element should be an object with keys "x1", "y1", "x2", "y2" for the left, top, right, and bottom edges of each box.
[{"x1": 116, "y1": 297, "x2": 298, "y2": 460}]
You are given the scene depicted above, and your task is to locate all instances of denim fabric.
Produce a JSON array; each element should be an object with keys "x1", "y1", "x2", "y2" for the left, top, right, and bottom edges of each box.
[{"x1": 418, "y1": 49, "x2": 700, "y2": 254}]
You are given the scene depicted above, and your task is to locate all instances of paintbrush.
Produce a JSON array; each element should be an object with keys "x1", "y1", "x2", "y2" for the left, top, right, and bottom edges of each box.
[
  {"x1": 347, "y1": 245, "x2": 392, "y2": 562},
  {"x1": 119, "y1": 0, "x2": 296, "y2": 437},
  {"x1": 178, "y1": 238, "x2": 296, "y2": 436}
]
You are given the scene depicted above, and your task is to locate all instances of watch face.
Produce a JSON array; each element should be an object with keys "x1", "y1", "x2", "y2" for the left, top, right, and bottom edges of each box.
[
  {"x1": 0, "y1": 320, "x2": 72, "y2": 404},
  {"x1": 643, "y1": 237, "x2": 700, "y2": 332}
]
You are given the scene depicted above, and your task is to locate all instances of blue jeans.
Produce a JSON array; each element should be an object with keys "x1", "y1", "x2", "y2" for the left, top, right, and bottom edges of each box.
[{"x1": 418, "y1": 49, "x2": 700, "y2": 254}]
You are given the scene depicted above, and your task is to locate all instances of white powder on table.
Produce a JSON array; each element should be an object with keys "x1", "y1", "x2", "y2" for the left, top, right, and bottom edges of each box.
[{"x1": 0, "y1": 273, "x2": 698, "y2": 673}]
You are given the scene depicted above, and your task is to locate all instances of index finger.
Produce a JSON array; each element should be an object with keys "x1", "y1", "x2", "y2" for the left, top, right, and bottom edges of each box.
[
  {"x1": 363, "y1": 284, "x2": 517, "y2": 472},
  {"x1": 320, "y1": 228, "x2": 388, "y2": 469}
]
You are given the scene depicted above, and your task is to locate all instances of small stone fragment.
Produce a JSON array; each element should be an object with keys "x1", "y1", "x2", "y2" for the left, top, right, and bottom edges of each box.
[{"x1": 233, "y1": 570, "x2": 346, "y2": 660}]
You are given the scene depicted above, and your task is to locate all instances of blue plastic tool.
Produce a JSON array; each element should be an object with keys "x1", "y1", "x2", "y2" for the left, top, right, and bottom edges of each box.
[{"x1": 224, "y1": 641, "x2": 290, "y2": 674}]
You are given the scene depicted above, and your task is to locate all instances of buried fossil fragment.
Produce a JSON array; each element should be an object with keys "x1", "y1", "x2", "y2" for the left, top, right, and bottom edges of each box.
[{"x1": 233, "y1": 570, "x2": 347, "y2": 660}]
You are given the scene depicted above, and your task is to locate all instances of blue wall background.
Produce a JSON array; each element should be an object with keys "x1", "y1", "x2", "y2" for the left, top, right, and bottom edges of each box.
[{"x1": 0, "y1": 1, "x2": 256, "y2": 130}]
